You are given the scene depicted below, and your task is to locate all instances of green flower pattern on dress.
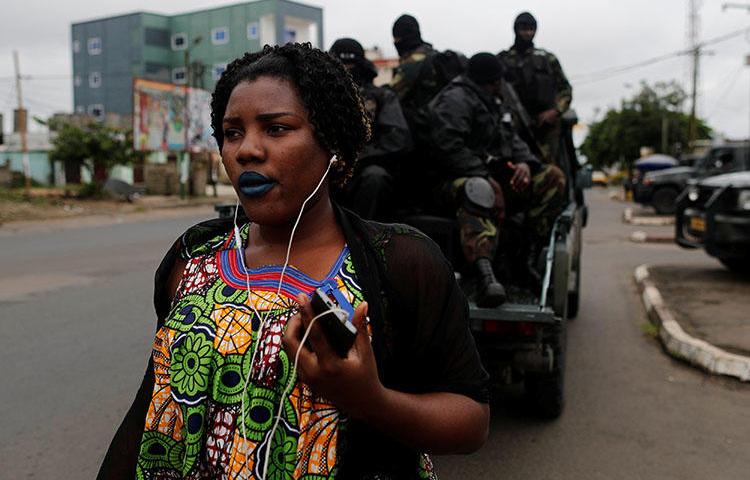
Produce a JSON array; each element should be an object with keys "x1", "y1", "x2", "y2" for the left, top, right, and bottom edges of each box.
[
  {"x1": 171, "y1": 331, "x2": 213, "y2": 397},
  {"x1": 264, "y1": 424, "x2": 298, "y2": 480}
]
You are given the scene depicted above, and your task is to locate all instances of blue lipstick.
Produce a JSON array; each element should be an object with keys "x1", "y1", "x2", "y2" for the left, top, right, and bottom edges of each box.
[{"x1": 238, "y1": 171, "x2": 277, "y2": 198}]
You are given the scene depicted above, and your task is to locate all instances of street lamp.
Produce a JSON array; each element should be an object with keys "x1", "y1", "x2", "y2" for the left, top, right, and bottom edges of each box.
[{"x1": 181, "y1": 35, "x2": 202, "y2": 200}]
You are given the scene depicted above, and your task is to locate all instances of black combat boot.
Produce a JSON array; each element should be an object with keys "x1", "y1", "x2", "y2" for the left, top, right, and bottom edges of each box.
[{"x1": 475, "y1": 257, "x2": 506, "y2": 307}]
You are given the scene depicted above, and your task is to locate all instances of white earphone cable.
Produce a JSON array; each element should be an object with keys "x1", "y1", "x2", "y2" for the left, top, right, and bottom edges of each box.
[{"x1": 235, "y1": 156, "x2": 337, "y2": 478}]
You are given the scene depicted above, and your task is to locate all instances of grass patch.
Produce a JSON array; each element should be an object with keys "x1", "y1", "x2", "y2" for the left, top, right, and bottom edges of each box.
[
  {"x1": 640, "y1": 321, "x2": 660, "y2": 338},
  {"x1": 0, "y1": 188, "x2": 50, "y2": 205}
]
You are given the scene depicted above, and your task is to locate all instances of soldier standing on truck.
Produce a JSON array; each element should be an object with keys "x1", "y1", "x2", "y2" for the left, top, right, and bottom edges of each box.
[
  {"x1": 391, "y1": 14, "x2": 439, "y2": 141},
  {"x1": 428, "y1": 53, "x2": 566, "y2": 307},
  {"x1": 391, "y1": 14, "x2": 466, "y2": 205},
  {"x1": 498, "y1": 12, "x2": 572, "y2": 165},
  {"x1": 329, "y1": 37, "x2": 413, "y2": 221}
]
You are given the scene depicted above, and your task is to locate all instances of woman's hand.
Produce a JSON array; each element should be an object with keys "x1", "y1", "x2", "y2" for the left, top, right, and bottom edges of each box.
[
  {"x1": 283, "y1": 295, "x2": 385, "y2": 419},
  {"x1": 284, "y1": 293, "x2": 489, "y2": 454}
]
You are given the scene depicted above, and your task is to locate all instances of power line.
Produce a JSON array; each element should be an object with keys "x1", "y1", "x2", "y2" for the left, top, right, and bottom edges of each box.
[
  {"x1": 706, "y1": 64, "x2": 744, "y2": 118},
  {"x1": 571, "y1": 25, "x2": 750, "y2": 85}
]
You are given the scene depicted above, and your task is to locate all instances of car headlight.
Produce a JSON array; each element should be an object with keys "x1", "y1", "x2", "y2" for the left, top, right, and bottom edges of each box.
[
  {"x1": 687, "y1": 186, "x2": 699, "y2": 202},
  {"x1": 738, "y1": 190, "x2": 750, "y2": 211}
]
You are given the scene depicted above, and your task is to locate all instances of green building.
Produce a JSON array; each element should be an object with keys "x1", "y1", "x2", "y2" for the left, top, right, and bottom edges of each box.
[{"x1": 71, "y1": 0, "x2": 323, "y2": 119}]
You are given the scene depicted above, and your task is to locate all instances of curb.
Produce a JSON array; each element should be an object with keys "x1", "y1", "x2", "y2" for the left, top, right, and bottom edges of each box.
[
  {"x1": 623, "y1": 207, "x2": 675, "y2": 226},
  {"x1": 634, "y1": 264, "x2": 750, "y2": 382},
  {"x1": 629, "y1": 231, "x2": 675, "y2": 244}
]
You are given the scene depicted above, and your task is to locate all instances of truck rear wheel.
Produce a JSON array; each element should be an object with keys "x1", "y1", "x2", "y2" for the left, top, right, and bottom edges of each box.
[
  {"x1": 567, "y1": 226, "x2": 582, "y2": 319},
  {"x1": 524, "y1": 319, "x2": 566, "y2": 419}
]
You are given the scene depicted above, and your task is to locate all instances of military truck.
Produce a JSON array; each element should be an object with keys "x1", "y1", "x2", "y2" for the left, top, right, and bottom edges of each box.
[{"x1": 399, "y1": 111, "x2": 589, "y2": 419}]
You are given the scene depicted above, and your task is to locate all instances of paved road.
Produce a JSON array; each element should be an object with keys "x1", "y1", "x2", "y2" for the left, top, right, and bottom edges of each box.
[
  {"x1": 0, "y1": 207, "x2": 216, "y2": 479},
  {"x1": 0, "y1": 192, "x2": 747, "y2": 479}
]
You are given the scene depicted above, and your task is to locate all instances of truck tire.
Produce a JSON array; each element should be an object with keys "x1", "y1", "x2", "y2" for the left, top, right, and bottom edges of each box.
[
  {"x1": 524, "y1": 319, "x2": 566, "y2": 419},
  {"x1": 652, "y1": 187, "x2": 679, "y2": 215},
  {"x1": 567, "y1": 272, "x2": 580, "y2": 319},
  {"x1": 719, "y1": 257, "x2": 750, "y2": 275},
  {"x1": 567, "y1": 225, "x2": 582, "y2": 319}
]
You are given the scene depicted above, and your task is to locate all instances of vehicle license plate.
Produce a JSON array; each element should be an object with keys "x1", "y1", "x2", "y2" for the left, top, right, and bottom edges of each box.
[{"x1": 690, "y1": 216, "x2": 706, "y2": 232}]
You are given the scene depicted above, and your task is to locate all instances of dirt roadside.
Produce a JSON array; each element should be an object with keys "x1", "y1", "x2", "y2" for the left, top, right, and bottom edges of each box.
[{"x1": 0, "y1": 189, "x2": 235, "y2": 234}]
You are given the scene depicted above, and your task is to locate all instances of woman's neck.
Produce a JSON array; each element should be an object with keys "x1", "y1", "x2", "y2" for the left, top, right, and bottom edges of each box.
[{"x1": 243, "y1": 196, "x2": 343, "y2": 268}]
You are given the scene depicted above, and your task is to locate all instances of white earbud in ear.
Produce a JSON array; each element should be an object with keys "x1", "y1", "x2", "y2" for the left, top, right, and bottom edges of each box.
[{"x1": 329, "y1": 155, "x2": 337, "y2": 165}]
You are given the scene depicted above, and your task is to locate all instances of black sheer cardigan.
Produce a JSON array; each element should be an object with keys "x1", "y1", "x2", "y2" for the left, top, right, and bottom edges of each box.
[{"x1": 97, "y1": 205, "x2": 489, "y2": 479}]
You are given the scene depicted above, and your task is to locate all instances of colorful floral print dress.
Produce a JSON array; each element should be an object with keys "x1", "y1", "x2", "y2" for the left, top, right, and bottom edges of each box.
[{"x1": 135, "y1": 223, "x2": 436, "y2": 479}]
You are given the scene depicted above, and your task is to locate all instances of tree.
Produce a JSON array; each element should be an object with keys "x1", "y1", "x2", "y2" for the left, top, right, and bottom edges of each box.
[
  {"x1": 580, "y1": 81, "x2": 711, "y2": 169},
  {"x1": 48, "y1": 118, "x2": 137, "y2": 185}
]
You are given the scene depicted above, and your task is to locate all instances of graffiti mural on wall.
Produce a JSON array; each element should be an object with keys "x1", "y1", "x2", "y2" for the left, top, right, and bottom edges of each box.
[{"x1": 133, "y1": 78, "x2": 217, "y2": 152}]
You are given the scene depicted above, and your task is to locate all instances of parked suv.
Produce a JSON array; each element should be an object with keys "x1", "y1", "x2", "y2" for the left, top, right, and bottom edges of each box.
[
  {"x1": 676, "y1": 169, "x2": 750, "y2": 273},
  {"x1": 634, "y1": 144, "x2": 750, "y2": 214}
]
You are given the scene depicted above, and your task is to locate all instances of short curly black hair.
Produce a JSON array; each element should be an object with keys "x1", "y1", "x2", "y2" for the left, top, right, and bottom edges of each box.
[{"x1": 210, "y1": 42, "x2": 371, "y2": 186}]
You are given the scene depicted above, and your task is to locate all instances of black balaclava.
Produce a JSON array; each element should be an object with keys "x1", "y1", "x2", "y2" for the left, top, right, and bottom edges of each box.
[
  {"x1": 467, "y1": 52, "x2": 505, "y2": 86},
  {"x1": 392, "y1": 14, "x2": 423, "y2": 57},
  {"x1": 513, "y1": 11, "x2": 537, "y2": 53},
  {"x1": 329, "y1": 37, "x2": 377, "y2": 86}
]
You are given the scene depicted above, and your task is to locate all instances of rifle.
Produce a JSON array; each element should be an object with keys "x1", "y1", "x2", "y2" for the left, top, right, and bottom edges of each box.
[{"x1": 499, "y1": 81, "x2": 543, "y2": 157}]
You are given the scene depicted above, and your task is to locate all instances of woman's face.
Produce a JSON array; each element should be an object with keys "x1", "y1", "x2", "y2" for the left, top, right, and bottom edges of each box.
[{"x1": 221, "y1": 76, "x2": 331, "y2": 226}]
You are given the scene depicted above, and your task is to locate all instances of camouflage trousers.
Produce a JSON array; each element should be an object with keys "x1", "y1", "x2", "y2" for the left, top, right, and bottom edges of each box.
[
  {"x1": 533, "y1": 121, "x2": 562, "y2": 165},
  {"x1": 442, "y1": 164, "x2": 567, "y2": 263}
]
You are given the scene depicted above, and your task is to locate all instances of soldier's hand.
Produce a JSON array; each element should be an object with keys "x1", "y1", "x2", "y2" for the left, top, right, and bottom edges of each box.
[
  {"x1": 507, "y1": 162, "x2": 531, "y2": 192},
  {"x1": 537, "y1": 108, "x2": 559, "y2": 125}
]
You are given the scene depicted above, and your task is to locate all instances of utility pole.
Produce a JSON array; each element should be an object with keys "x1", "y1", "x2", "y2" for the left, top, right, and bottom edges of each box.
[
  {"x1": 181, "y1": 36, "x2": 202, "y2": 200},
  {"x1": 181, "y1": 49, "x2": 190, "y2": 200},
  {"x1": 13, "y1": 51, "x2": 30, "y2": 198},
  {"x1": 687, "y1": 0, "x2": 701, "y2": 151}
]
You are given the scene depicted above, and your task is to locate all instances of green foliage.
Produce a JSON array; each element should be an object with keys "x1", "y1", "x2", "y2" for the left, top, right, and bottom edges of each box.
[
  {"x1": 49, "y1": 118, "x2": 137, "y2": 182},
  {"x1": 580, "y1": 81, "x2": 712, "y2": 169}
]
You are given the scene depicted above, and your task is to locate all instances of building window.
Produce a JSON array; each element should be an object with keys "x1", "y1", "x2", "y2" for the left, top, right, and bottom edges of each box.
[
  {"x1": 87, "y1": 37, "x2": 102, "y2": 55},
  {"x1": 76, "y1": 105, "x2": 85, "y2": 113},
  {"x1": 74, "y1": 75, "x2": 82, "y2": 87},
  {"x1": 211, "y1": 27, "x2": 229, "y2": 45},
  {"x1": 247, "y1": 22, "x2": 259, "y2": 40},
  {"x1": 172, "y1": 67, "x2": 187, "y2": 85},
  {"x1": 171, "y1": 32, "x2": 188, "y2": 51},
  {"x1": 73, "y1": 40, "x2": 81, "y2": 53},
  {"x1": 88, "y1": 104, "x2": 104, "y2": 119},
  {"x1": 145, "y1": 27, "x2": 170, "y2": 48},
  {"x1": 212, "y1": 63, "x2": 227, "y2": 80},
  {"x1": 89, "y1": 71, "x2": 102, "y2": 88},
  {"x1": 283, "y1": 29, "x2": 297, "y2": 43}
]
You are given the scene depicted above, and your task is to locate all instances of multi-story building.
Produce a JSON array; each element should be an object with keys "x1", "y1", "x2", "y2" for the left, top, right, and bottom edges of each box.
[{"x1": 71, "y1": 0, "x2": 323, "y2": 120}]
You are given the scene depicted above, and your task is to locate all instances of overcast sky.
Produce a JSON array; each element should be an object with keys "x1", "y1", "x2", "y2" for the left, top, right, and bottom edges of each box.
[{"x1": 1, "y1": 0, "x2": 749, "y2": 140}]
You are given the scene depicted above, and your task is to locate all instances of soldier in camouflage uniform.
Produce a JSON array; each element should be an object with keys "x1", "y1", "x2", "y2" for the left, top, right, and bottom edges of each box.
[
  {"x1": 390, "y1": 14, "x2": 467, "y2": 207},
  {"x1": 329, "y1": 38, "x2": 413, "y2": 221},
  {"x1": 428, "y1": 53, "x2": 566, "y2": 306},
  {"x1": 390, "y1": 14, "x2": 442, "y2": 143},
  {"x1": 498, "y1": 12, "x2": 572, "y2": 165}
]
